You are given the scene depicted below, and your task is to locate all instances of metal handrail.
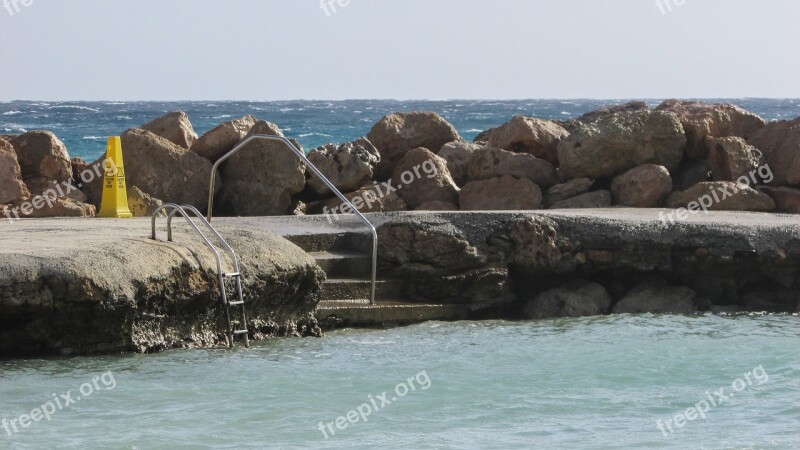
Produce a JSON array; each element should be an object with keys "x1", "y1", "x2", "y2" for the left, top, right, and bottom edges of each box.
[
  {"x1": 206, "y1": 135, "x2": 378, "y2": 305},
  {"x1": 167, "y1": 204, "x2": 241, "y2": 275}
]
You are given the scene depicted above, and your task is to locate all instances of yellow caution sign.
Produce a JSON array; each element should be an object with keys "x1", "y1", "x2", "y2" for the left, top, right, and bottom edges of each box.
[{"x1": 98, "y1": 136, "x2": 133, "y2": 218}]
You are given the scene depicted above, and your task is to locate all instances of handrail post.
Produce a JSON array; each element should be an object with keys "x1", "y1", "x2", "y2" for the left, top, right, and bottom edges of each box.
[{"x1": 206, "y1": 135, "x2": 378, "y2": 305}]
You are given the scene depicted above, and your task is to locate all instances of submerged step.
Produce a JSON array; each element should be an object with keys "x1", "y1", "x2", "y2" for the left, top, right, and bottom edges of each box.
[
  {"x1": 286, "y1": 232, "x2": 373, "y2": 253},
  {"x1": 315, "y1": 301, "x2": 468, "y2": 327},
  {"x1": 311, "y1": 251, "x2": 371, "y2": 278},
  {"x1": 320, "y1": 278, "x2": 402, "y2": 301}
]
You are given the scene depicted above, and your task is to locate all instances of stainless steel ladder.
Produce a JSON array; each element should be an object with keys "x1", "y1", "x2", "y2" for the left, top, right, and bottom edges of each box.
[{"x1": 151, "y1": 203, "x2": 250, "y2": 348}]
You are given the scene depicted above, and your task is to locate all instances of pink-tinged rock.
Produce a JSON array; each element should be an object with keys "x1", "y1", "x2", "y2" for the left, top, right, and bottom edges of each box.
[
  {"x1": 747, "y1": 117, "x2": 800, "y2": 186},
  {"x1": 666, "y1": 182, "x2": 775, "y2": 212},
  {"x1": 0, "y1": 138, "x2": 30, "y2": 205},
  {"x1": 142, "y1": 111, "x2": 198, "y2": 150},
  {"x1": 706, "y1": 136, "x2": 764, "y2": 182},
  {"x1": 611, "y1": 164, "x2": 672, "y2": 207},
  {"x1": 191, "y1": 115, "x2": 257, "y2": 161},
  {"x1": 460, "y1": 175, "x2": 542, "y2": 211},
  {"x1": 466, "y1": 147, "x2": 559, "y2": 189},
  {"x1": 391, "y1": 147, "x2": 459, "y2": 209},
  {"x1": 10, "y1": 131, "x2": 72, "y2": 182},
  {"x1": 487, "y1": 115, "x2": 569, "y2": 165},
  {"x1": 758, "y1": 186, "x2": 800, "y2": 213}
]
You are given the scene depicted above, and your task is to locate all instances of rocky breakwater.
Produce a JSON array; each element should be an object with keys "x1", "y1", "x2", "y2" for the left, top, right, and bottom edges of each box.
[
  {"x1": 374, "y1": 211, "x2": 800, "y2": 318},
  {"x1": 0, "y1": 218, "x2": 324, "y2": 357}
]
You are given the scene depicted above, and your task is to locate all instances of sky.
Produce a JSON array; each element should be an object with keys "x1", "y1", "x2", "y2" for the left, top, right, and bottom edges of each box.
[{"x1": 0, "y1": 0, "x2": 799, "y2": 101}]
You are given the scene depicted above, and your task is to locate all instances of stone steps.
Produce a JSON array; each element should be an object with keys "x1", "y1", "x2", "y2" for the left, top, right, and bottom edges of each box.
[{"x1": 315, "y1": 301, "x2": 468, "y2": 327}]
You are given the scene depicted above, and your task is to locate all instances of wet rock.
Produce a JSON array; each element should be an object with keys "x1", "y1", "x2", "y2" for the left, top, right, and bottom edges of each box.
[
  {"x1": 141, "y1": 111, "x2": 198, "y2": 150},
  {"x1": 10, "y1": 131, "x2": 72, "y2": 182},
  {"x1": 510, "y1": 217, "x2": 577, "y2": 274},
  {"x1": 666, "y1": 182, "x2": 775, "y2": 212},
  {"x1": 306, "y1": 138, "x2": 380, "y2": 196},
  {"x1": 0, "y1": 138, "x2": 30, "y2": 205},
  {"x1": 611, "y1": 164, "x2": 672, "y2": 207},
  {"x1": 549, "y1": 190, "x2": 611, "y2": 209},
  {"x1": 438, "y1": 141, "x2": 482, "y2": 187},
  {"x1": 487, "y1": 115, "x2": 569, "y2": 165},
  {"x1": 656, "y1": 99, "x2": 765, "y2": 160},
  {"x1": 391, "y1": 147, "x2": 459, "y2": 209},
  {"x1": 191, "y1": 115, "x2": 257, "y2": 161},
  {"x1": 706, "y1": 136, "x2": 764, "y2": 182},
  {"x1": 543, "y1": 178, "x2": 594, "y2": 207},
  {"x1": 558, "y1": 110, "x2": 686, "y2": 179},
  {"x1": 368, "y1": 112, "x2": 461, "y2": 180},
  {"x1": 747, "y1": 117, "x2": 800, "y2": 185},
  {"x1": 523, "y1": 280, "x2": 611, "y2": 319},
  {"x1": 612, "y1": 278, "x2": 696, "y2": 314},
  {"x1": 217, "y1": 121, "x2": 305, "y2": 216},
  {"x1": 466, "y1": 147, "x2": 559, "y2": 189},
  {"x1": 460, "y1": 175, "x2": 542, "y2": 211}
]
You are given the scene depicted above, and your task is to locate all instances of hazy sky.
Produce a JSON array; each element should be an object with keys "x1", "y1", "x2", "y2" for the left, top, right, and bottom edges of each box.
[{"x1": 1, "y1": 0, "x2": 799, "y2": 101}]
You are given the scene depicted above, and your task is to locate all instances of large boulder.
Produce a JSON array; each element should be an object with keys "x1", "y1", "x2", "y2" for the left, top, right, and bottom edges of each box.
[
  {"x1": 666, "y1": 182, "x2": 776, "y2": 212},
  {"x1": 576, "y1": 101, "x2": 650, "y2": 125},
  {"x1": 391, "y1": 147, "x2": 459, "y2": 209},
  {"x1": 84, "y1": 129, "x2": 217, "y2": 209},
  {"x1": 191, "y1": 115, "x2": 257, "y2": 161},
  {"x1": 306, "y1": 138, "x2": 380, "y2": 196},
  {"x1": 0, "y1": 138, "x2": 30, "y2": 205},
  {"x1": 438, "y1": 141, "x2": 482, "y2": 187},
  {"x1": 523, "y1": 280, "x2": 611, "y2": 319},
  {"x1": 460, "y1": 175, "x2": 542, "y2": 210},
  {"x1": 612, "y1": 279, "x2": 696, "y2": 314},
  {"x1": 611, "y1": 164, "x2": 672, "y2": 207},
  {"x1": 558, "y1": 110, "x2": 686, "y2": 179},
  {"x1": 487, "y1": 116, "x2": 568, "y2": 165},
  {"x1": 673, "y1": 160, "x2": 711, "y2": 191},
  {"x1": 706, "y1": 136, "x2": 764, "y2": 183},
  {"x1": 368, "y1": 112, "x2": 461, "y2": 180},
  {"x1": 466, "y1": 147, "x2": 559, "y2": 189},
  {"x1": 15, "y1": 197, "x2": 96, "y2": 219},
  {"x1": 747, "y1": 118, "x2": 800, "y2": 185},
  {"x1": 758, "y1": 186, "x2": 800, "y2": 214},
  {"x1": 217, "y1": 121, "x2": 305, "y2": 216},
  {"x1": 549, "y1": 190, "x2": 611, "y2": 209},
  {"x1": 311, "y1": 182, "x2": 408, "y2": 215},
  {"x1": 24, "y1": 177, "x2": 87, "y2": 203},
  {"x1": 10, "y1": 131, "x2": 72, "y2": 182},
  {"x1": 141, "y1": 111, "x2": 198, "y2": 150},
  {"x1": 543, "y1": 178, "x2": 594, "y2": 207},
  {"x1": 656, "y1": 99, "x2": 765, "y2": 160},
  {"x1": 127, "y1": 186, "x2": 164, "y2": 218}
]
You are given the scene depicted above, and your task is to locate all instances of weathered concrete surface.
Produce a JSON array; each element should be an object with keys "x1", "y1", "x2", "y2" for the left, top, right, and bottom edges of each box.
[{"x1": 0, "y1": 217, "x2": 324, "y2": 357}]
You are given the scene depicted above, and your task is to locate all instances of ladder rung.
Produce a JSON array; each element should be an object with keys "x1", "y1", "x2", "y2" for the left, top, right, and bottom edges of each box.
[
  {"x1": 223, "y1": 272, "x2": 241, "y2": 278},
  {"x1": 228, "y1": 301, "x2": 244, "y2": 306},
  {"x1": 233, "y1": 330, "x2": 249, "y2": 335}
]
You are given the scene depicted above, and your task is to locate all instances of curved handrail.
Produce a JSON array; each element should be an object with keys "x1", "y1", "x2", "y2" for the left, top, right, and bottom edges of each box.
[
  {"x1": 167, "y1": 204, "x2": 241, "y2": 275},
  {"x1": 206, "y1": 135, "x2": 378, "y2": 305}
]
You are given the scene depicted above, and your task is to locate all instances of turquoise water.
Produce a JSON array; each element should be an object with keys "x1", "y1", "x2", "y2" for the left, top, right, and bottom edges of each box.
[
  {"x1": 1, "y1": 314, "x2": 798, "y2": 449},
  {"x1": 2, "y1": 99, "x2": 799, "y2": 162}
]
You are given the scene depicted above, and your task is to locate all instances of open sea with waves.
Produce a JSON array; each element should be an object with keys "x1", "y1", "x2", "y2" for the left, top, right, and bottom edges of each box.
[{"x1": 2, "y1": 99, "x2": 799, "y2": 162}]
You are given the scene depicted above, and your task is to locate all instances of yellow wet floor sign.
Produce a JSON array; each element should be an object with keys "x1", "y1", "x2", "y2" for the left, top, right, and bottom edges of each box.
[{"x1": 98, "y1": 136, "x2": 133, "y2": 218}]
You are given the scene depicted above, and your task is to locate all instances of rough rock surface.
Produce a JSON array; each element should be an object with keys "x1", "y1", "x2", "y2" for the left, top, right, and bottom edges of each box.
[
  {"x1": 544, "y1": 178, "x2": 594, "y2": 207},
  {"x1": 0, "y1": 218, "x2": 324, "y2": 356},
  {"x1": 576, "y1": 101, "x2": 650, "y2": 125},
  {"x1": 306, "y1": 138, "x2": 380, "y2": 196},
  {"x1": 142, "y1": 111, "x2": 198, "y2": 150},
  {"x1": 466, "y1": 147, "x2": 558, "y2": 188},
  {"x1": 611, "y1": 164, "x2": 672, "y2": 207},
  {"x1": 558, "y1": 110, "x2": 686, "y2": 179},
  {"x1": 523, "y1": 280, "x2": 611, "y2": 319},
  {"x1": 706, "y1": 136, "x2": 764, "y2": 182},
  {"x1": 667, "y1": 182, "x2": 775, "y2": 212},
  {"x1": 487, "y1": 116, "x2": 569, "y2": 165},
  {"x1": 24, "y1": 177, "x2": 87, "y2": 203},
  {"x1": 758, "y1": 186, "x2": 800, "y2": 214},
  {"x1": 460, "y1": 175, "x2": 542, "y2": 210},
  {"x1": 612, "y1": 279, "x2": 697, "y2": 314},
  {"x1": 416, "y1": 200, "x2": 459, "y2": 211},
  {"x1": 549, "y1": 190, "x2": 611, "y2": 209},
  {"x1": 391, "y1": 147, "x2": 459, "y2": 209},
  {"x1": 191, "y1": 115, "x2": 257, "y2": 161},
  {"x1": 217, "y1": 121, "x2": 305, "y2": 216},
  {"x1": 747, "y1": 118, "x2": 800, "y2": 185},
  {"x1": 0, "y1": 138, "x2": 30, "y2": 204},
  {"x1": 656, "y1": 99, "x2": 766, "y2": 160},
  {"x1": 673, "y1": 160, "x2": 711, "y2": 191},
  {"x1": 438, "y1": 141, "x2": 482, "y2": 186},
  {"x1": 368, "y1": 112, "x2": 461, "y2": 180},
  {"x1": 10, "y1": 131, "x2": 72, "y2": 182},
  {"x1": 310, "y1": 183, "x2": 408, "y2": 215},
  {"x1": 127, "y1": 186, "x2": 164, "y2": 217},
  {"x1": 472, "y1": 128, "x2": 494, "y2": 144}
]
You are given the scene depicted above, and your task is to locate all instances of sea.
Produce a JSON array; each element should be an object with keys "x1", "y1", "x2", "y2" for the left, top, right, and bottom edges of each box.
[
  {"x1": 1, "y1": 99, "x2": 799, "y2": 162},
  {"x1": 1, "y1": 99, "x2": 799, "y2": 449}
]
